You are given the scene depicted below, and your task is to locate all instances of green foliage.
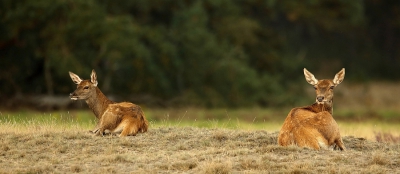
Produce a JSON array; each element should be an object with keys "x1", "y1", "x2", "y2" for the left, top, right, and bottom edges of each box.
[{"x1": 1, "y1": 0, "x2": 400, "y2": 108}]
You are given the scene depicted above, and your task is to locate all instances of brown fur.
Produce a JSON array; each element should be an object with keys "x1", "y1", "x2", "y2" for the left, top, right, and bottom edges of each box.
[
  {"x1": 278, "y1": 68, "x2": 346, "y2": 150},
  {"x1": 69, "y1": 70, "x2": 149, "y2": 137}
]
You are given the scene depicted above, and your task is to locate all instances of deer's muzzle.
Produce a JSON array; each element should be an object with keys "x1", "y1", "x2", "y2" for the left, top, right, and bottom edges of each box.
[
  {"x1": 316, "y1": 96, "x2": 324, "y2": 102},
  {"x1": 70, "y1": 92, "x2": 78, "y2": 100}
]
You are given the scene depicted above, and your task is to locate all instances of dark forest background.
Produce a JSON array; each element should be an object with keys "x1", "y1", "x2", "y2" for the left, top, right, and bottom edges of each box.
[{"x1": 1, "y1": 0, "x2": 400, "y2": 109}]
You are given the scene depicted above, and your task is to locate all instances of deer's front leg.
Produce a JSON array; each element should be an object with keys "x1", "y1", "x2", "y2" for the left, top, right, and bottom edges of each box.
[
  {"x1": 95, "y1": 118, "x2": 106, "y2": 136},
  {"x1": 95, "y1": 128, "x2": 105, "y2": 136},
  {"x1": 91, "y1": 128, "x2": 99, "y2": 134},
  {"x1": 90, "y1": 121, "x2": 101, "y2": 134}
]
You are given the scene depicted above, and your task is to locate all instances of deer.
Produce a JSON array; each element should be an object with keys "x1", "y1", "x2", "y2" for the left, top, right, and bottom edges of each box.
[
  {"x1": 69, "y1": 69, "x2": 149, "y2": 137},
  {"x1": 278, "y1": 68, "x2": 346, "y2": 150}
]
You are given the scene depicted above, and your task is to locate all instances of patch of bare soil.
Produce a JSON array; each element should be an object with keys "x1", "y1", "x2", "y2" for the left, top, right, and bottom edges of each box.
[{"x1": 0, "y1": 127, "x2": 399, "y2": 173}]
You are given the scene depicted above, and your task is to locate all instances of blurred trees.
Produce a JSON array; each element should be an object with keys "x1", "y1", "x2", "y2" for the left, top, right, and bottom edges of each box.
[{"x1": 1, "y1": 0, "x2": 400, "y2": 108}]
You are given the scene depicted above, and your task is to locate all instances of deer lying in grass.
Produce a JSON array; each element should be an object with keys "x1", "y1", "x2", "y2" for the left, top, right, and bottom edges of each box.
[
  {"x1": 69, "y1": 70, "x2": 148, "y2": 137},
  {"x1": 278, "y1": 68, "x2": 346, "y2": 150}
]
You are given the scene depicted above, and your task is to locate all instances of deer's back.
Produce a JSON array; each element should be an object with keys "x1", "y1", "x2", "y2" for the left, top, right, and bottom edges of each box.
[
  {"x1": 100, "y1": 102, "x2": 149, "y2": 133},
  {"x1": 278, "y1": 106, "x2": 340, "y2": 149},
  {"x1": 104, "y1": 102, "x2": 144, "y2": 119}
]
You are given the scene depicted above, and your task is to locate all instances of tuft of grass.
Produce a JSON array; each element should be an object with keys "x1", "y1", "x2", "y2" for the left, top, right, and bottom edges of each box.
[
  {"x1": 58, "y1": 146, "x2": 68, "y2": 154},
  {"x1": 70, "y1": 165, "x2": 82, "y2": 173},
  {"x1": 212, "y1": 130, "x2": 229, "y2": 142},
  {"x1": 257, "y1": 144, "x2": 303, "y2": 154},
  {"x1": 201, "y1": 161, "x2": 232, "y2": 174},
  {"x1": 110, "y1": 155, "x2": 131, "y2": 163},
  {"x1": 239, "y1": 158, "x2": 261, "y2": 170},
  {"x1": 369, "y1": 153, "x2": 389, "y2": 166},
  {"x1": 171, "y1": 160, "x2": 198, "y2": 171},
  {"x1": 375, "y1": 132, "x2": 400, "y2": 143},
  {"x1": 24, "y1": 165, "x2": 54, "y2": 174},
  {"x1": 2, "y1": 146, "x2": 10, "y2": 152}
]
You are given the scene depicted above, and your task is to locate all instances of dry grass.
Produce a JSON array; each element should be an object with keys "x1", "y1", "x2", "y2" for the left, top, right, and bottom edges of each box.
[
  {"x1": 0, "y1": 122, "x2": 399, "y2": 173},
  {"x1": 375, "y1": 132, "x2": 400, "y2": 144}
]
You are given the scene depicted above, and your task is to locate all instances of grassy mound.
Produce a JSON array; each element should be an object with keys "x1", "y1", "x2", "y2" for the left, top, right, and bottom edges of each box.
[{"x1": 0, "y1": 126, "x2": 399, "y2": 173}]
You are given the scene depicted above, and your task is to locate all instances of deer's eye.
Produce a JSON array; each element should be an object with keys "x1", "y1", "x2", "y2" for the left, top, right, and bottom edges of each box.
[
  {"x1": 330, "y1": 86, "x2": 334, "y2": 89},
  {"x1": 84, "y1": 86, "x2": 89, "y2": 90},
  {"x1": 313, "y1": 86, "x2": 317, "y2": 90}
]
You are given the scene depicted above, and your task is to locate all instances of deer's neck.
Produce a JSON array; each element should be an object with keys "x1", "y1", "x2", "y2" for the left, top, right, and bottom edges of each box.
[
  {"x1": 310, "y1": 102, "x2": 333, "y2": 115},
  {"x1": 85, "y1": 88, "x2": 114, "y2": 119}
]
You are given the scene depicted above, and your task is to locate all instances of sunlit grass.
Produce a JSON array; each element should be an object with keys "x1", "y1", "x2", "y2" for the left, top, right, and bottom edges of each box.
[
  {"x1": 0, "y1": 108, "x2": 399, "y2": 141},
  {"x1": 0, "y1": 110, "x2": 94, "y2": 124},
  {"x1": 150, "y1": 119, "x2": 283, "y2": 132},
  {"x1": 0, "y1": 110, "x2": 94, "y2": 134},
  {"x1": 335, "y1": 108, "x2": 400, "y2": 121},
  {"x1": 340, "y1": 121, "x2": 400, "y2": 141},
  {"x1": 143, "y1": 107, "x2": 285, "y2": 132}
]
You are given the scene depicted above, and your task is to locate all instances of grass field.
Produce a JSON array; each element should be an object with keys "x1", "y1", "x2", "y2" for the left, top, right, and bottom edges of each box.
[
  {"x1": 2, "y1": 108, "x2": 398, "y2": 141},
  {"x1": 0, "y1": 108, "x2": 399, "y2": 173}
]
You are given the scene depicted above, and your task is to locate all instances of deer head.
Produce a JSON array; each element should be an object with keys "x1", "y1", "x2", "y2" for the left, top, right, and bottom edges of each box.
[
  {"x1": 303, "y1": 68, "x2": 345, "y2": 106},
  {"x1": 69, "y1": 69, "x2": 98, "y2": 100}
]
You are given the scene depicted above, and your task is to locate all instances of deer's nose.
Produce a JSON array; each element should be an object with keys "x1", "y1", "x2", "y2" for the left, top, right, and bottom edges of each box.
[{"x1": 317, "y1": 96, "x2": 324, "y2": 102}]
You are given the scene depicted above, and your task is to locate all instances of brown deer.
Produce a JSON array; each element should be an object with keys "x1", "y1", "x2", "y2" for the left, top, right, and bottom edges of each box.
[
  {"x1": 69, "y1": 70, "x2": 148, "y2": 137},
  {"x1": 278, "y1": 68, "x2": 346, "y2": 150}
]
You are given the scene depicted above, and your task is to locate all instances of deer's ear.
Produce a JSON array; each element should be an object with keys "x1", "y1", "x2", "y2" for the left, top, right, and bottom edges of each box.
[
  {"x1": 90, "y1": 69, "x2": 98, "y2": 86},
  {"x1": 304, "y1": 68, "x2": 318, "y2": 85},
  {"x1": 333, "y1": 68, "x2": 345, "y2": 85},
  {"x1": 69, "y1": 71, "x2": 82, "y2": 84}
]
